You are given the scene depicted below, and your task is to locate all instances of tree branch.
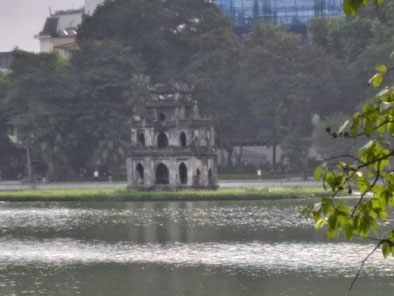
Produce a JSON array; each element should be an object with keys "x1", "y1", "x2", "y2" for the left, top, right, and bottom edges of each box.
[{"x1": 349, "y1": 241, "x2": 382, "y2": 291}]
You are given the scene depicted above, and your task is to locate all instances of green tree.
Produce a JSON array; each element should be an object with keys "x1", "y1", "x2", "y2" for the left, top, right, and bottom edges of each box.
[
  {"x1": 237, "y1": 24, "x2": 342, "y2": 170},
  {"x1": 0, "y1": 73, "x2": 12, "y2": 147},
  {"x1": 77, "y1": 0, "x2": 230, "y2": 82},
  {"x1": 281, "y1": 134, "x2": 310, "y2": 178},
  {"x1": 181, "y1": 27, "x2": 243, "y2": 156},
  {"x1": 303, "y1": 0, "x2": 394, "y2": 288},
  {"x1": 0, "y1": 72, "x2": 21, "y2": 180},
  {"x1": 239, "y1": 24, "x2": 304, "y2": 168},
  {"x1": 2, "y1": 51, "x2": 75, "y2": 180},
  {"x1": 307, "y1": 0, "x2": 394, "y2": 112},
  {"x1": 70, "y1": 40, "x2": 148, "y2": 171}
]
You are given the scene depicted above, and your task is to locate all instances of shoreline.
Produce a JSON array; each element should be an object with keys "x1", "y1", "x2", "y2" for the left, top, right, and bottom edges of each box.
[
  {"x1": 0, "y1": 186, "x2": 328, "y2": 202},
  {"x1": 0, "y1": 178, "x2": 320, "y2": 191}
]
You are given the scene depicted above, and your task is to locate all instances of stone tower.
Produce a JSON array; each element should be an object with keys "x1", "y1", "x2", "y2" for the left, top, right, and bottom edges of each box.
[{"x1": 126, "y1": 82, "x2": 218, "y2": 190}]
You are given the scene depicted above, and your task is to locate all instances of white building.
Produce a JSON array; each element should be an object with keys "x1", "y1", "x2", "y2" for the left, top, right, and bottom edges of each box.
[{"x1": 34, "y1": 0, "x2": 105, "y2": 57}]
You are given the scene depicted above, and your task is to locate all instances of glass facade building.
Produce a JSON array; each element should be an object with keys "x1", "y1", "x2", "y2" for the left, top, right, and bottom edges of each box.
[{"x1": 212, "y1": 0, "x2": 342, "y2": 26}]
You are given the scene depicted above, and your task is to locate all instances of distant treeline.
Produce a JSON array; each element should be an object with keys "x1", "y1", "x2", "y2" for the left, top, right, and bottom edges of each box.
[{"x1": 0, "y1": 0, "x2": 393, "y2": 180}]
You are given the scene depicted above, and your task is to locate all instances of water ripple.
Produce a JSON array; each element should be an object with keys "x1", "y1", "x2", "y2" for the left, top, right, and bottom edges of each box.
[
  {"x1": 0, "y1": 238, "x2": 392, "y2": 277},
  {"x1": 0, "y1": 203, "x2": 314, "y2": 231}
]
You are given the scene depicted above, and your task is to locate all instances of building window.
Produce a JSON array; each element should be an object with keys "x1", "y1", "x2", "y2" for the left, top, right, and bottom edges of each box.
[
  {"x1": 159, "y1": 113, "x2": 166, "y2": 121},
  {"x1": 179, "y1": 132, "x2": 187, "y2": 148},
  {"x1": 208, "y1": 168, "x2": 213, "y2": 185},
  {"x1": 156, "y1": 163, "x2": 169, "y2": 184},
  {"x1": 137, "y1": 133, "x2": 145, "y2": 147},
  {"x1": 136, "y1": 163, "x2": 144, "y2": 185},
  {"x1": 179, "y1": 163, "x2": 187, "y2": 185},
  {"x1": 195, "y1": 169, "x2": 201, "y2": 186},
  {"x1": 157, "y1": 132, "x2": 169, "y2": 148}
]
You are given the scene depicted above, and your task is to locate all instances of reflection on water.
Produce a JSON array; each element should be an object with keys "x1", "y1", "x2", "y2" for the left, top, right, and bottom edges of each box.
[
  {"x1": 0, "y1": 199, "x2": 392, "y2": 295},
  {"x1": 0, "y1": 238, "x2": 393, "y2": 277},
  {"x1": 0, "y1": 202, "x2": 311, "y2": 230}
]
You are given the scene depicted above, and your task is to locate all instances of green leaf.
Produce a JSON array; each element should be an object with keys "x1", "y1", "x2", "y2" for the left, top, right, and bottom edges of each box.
[
  {"x1": 326, "y1": 227, "x2": 339, "y2": 239},
  {"x1": 337, "y1": 214, "x2": 348, "y2": 227},
  {"x1": 370, "y1": 73, "x2": 383, "y2": 88},
  {"x1": 337, "y1": 205, "x2": 350, "y2": 215},
  {"x1": 364, "y1": 118, "x2": 374, "y2": 136},
  {"x1": 314, "y1": 165, "x2": 323, "y2": 182},
  {"x1": 388, "y1": 122, "x2": 394, "y2": 135},
  {"x1": 382, "y1": 242, "x2": 390, "y2": 258},
  {"x1": 378, "y1": 211, "x2": 387, "y2": 221},
  {"x1": 356, "y1": 177, "x2": 370, "y2": 194},
  {"x1": 325, "y1": 172, "x2": 335, "y2": 187},
  {"x1": 375, "y1": 64, "x2": 387, "y2": 73},
  {"x1": 369, "y1": 210, "x2": 377, "y2": 219},
  {"x1": 361, "y1": 103, "x2": 374, "y2": 114},
  {"x1": 315, "y1": 218, "x2": 327, "y2": 229},
  {"x1": 343, "y1": 0, "x2": 357, "y2": 15},
  {"x1": 379, "y1": 157, "x2": 389, "y2": 171},
  {"x1": 328, "y1": 213, "x2": 338, "y2": 229},
  {"x1": 371, "y1": 198, "x2": 381, "y2": 210},
  {"x1": 321, "y1": 198, "x2": 331, "y2": 214},
  {"x1": 350, "y1": 116, "x2": 360, "y2": 136},
  {"x1": 343, "y1": 221, "x2": 353, "y2": 241}
]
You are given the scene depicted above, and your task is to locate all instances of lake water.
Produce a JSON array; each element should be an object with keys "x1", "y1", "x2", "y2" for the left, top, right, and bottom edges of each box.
[{"x1": 0, "y1": 199, "x2": 393, "y2": 295}]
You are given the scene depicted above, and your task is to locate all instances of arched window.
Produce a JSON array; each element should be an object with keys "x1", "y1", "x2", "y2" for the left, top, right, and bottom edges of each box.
[
  {"x1": 157, "y1": 132, "x2": 169, "y2": 148},
  {"x1": 179, "y1": 163, "x2": 187, "y2": 185},
  {"x1": 179, "y1": 132, "x2": 187, "y2": 148},
  {"x1": 195, "y1": 169, "x2": 201, "y2": 186},
  {"x1": 159, "y1": 113, "x2": 166, "y2": 121},
  {"x1": 137, "y1": 133, "x2": 145, "y2": 147},
  {"x1": 208, "y1": 168, "x2": 213, "y2": 185},
  {"x1": 136, "y1": 163, "x2": 144, "y2": 185},
  {"x1": 156, "y1": 163, "x2": 169, "y2": 184}
]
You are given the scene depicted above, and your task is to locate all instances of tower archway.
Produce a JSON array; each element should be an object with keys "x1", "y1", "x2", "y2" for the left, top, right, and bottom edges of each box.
[
  {"x1": 137, "y1": 133, "x2": 145, "y2": 147},
  {"x1": 195, "y1": 169, "x2": 201, "y2": 186},
  {"x1": 208, "y1": 168, "x2": 213, "y2": 185},
  {"x1": 179, "y1": 163, "x2": 187, "y2": 185},
  {"x1": 156, "y1": 163, "x2": 169, "y2": 184},
  {"x1": 157, "y1": 132, "x2": 169, "y2": 148},
  {"x1": 136, "y1": 163, "x2": 144, "y2": 185},
  {"x1": 179, "y1": 132, "x2": 187, "y2": 148}
]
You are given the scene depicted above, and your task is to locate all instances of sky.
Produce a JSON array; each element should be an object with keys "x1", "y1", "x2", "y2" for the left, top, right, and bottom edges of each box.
[{"x1": 0, "y1": 0, "x2": 85, "y2": 52}]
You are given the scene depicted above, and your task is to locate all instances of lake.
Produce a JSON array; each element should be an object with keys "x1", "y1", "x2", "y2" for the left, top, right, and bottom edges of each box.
[{"x1": 0, "y1": 199, "x2": 393, "y2": 295}]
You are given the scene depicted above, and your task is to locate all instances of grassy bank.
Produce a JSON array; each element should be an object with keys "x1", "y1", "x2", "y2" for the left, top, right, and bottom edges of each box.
[
  {"x1": 218, "y1": 172, "x2": 293, "y2": 180},
  {"x1": 0, "y1": 186, "x2": 329, "y2": 202}
]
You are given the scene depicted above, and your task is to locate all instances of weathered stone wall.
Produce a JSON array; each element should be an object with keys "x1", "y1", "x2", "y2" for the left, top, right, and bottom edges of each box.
[
  {"x1": 131, "y1": 126, "x2": 213, "y2": 150},
  {"x1": 127, "y1": 82, "x2": 217, "y2": 190},
  {"x1": 128, "y1": 155, "x2": 217, "y2": 189}
]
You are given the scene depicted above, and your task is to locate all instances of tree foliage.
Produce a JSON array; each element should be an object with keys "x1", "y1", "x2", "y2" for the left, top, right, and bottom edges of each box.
[
  {"x1": 1, "y1": 51, "x2": 75, "y2": 180},
  {"x1": 77, "y1": 0, "x2": 230, "y2": 82},
  {"x1": 70, "y1": 40, "x2": 147, "y2": 170},
  {"x1": 1, "y1": 0, "x2": 391, "y2": 181},
  {"x1": 237, "y1": 24, "x2": 342, "y2": 168},
  {"x1": 303, "y1": 0, "x2": 394, "y2": 287}
]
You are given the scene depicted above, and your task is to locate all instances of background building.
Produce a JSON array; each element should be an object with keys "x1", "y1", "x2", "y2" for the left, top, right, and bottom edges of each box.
[
  {"x1": 212, "y1": 0, "x2": 342, "y2": 26},
  {"x1": 34, "y1": 9, "x2": 83, "y2": 56},
  {"x1": 34, "y1": 0, "x2": 105, "y2": 57}
]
